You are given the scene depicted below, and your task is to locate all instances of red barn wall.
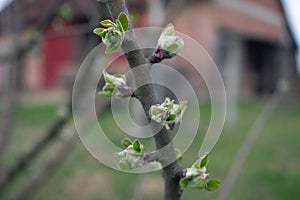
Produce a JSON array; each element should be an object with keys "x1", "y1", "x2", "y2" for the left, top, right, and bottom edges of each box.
[{"x1": 42, "y1": 25, "x2": 72, "y2": 88}]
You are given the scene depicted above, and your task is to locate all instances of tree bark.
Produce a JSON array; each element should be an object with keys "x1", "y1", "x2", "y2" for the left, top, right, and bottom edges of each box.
[{"x1": 105, "y1": 1, "x2": 182, "y2": 199}]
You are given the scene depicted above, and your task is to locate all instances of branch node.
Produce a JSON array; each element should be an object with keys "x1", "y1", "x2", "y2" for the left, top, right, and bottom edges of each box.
[{"x1": 143, "y1": 151, "x2": 160, "y2": 164}]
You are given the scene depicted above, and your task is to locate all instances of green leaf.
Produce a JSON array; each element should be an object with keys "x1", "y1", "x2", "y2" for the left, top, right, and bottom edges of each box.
[
  {"x1": 166, "y1": 113, "x2": 176, "y2": 122},
  {"x1": 194, "y1": 159, "x2": 202, "y2": 169},
  {"x1": 103, "y1": 70, "x2": 113, "y2": 84},
  {"x1": 206, "y1": 172, "x2": 213, "y2": 178},
  {"x1": 93, "y1": 28, "x2": 105, "y2": 37},
  {"x1": 114, "y1": 74, "x2": 126, "y2": 80},
  {"x1": 116, "y1": 19, "x2": 124, "y2": 33},
  {"x1": 98, "y1": 90, "x2": 112, "y2": 97},
  {"x1": 100, "y1": 19, "x2": 116, "y2": 28},
  {"x1": 194, "y1": 153, "x2": 209, "y2": 168},
  {"x1": 102, "y1": 84, "x2": 114, "y2": 92},
  {"x1": 162, "y1": 97, "x2": 173, "y2": 109},
  {"x1": 198, "y1": 179, "x2": 207, "y2": 189},
  {"x1": 105, "y1": 43, "x2": 117, "y2": 54},
  {"x1": 162, "y1": 36, "x2": 184, "y2": 56},
  {"x1": 132, "y1": 140, "x2": 141, "y2": 153},
  {"x1": 180, "y1": 177, "x2": 191, "y2": 188},
  {"x1": 165, "y1": 40, "x2": 180, "y2": 52},
  {"x1": 205, "y1": 179, "x2": 221, "y2": 191},
  {"x1": 102, "y1": 70, "x2": 126, "y2": 87},
  {"x1": 193, "y1": 178, "x2": 207, "y2": 189},
  {"x1": 118, "y1": 158, "x2": 132, "y2": 171},
  {"x1": 200, "y1": 153, "x2": 209, "y2": 168},
  {"x1": 118, "y1": 12, "x2": 129, "y2": 31},
  {"x1": 121, "y1": 138, "x2": 132, "y2": 148},
  {"x1": 103, "y1": 30, "x2": 123, "y2": 54}
]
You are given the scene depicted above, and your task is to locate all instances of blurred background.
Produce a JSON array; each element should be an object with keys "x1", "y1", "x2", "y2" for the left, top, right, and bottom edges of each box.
[{"x1": 0, "y1": 0, "x2": 299, "y2": 199}]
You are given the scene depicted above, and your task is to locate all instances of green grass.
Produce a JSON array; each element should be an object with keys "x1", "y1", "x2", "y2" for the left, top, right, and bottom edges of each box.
[
  {"x1": 15, "y1": 103, "x2": 60, "y2": 125},
  {"x1": 4, "y1": 103, "x2": 61, "y2": 165},
  {"x1": 3, "y1": 99, "x2": 300, "y2": 200}
]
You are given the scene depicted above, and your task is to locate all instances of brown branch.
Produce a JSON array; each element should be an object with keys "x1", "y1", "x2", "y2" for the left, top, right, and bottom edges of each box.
[
  {"x1": 105, "y1": 1, "x2": 183, "y2": 199},
  {"x1": 143, "y1": 151, "x2": 160, "y2": 164}
]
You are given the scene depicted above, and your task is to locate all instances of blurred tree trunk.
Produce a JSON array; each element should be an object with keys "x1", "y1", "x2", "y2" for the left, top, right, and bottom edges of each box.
[
  {"x1": 0, "y1": 0, "x2": 65, "y2": 174},
  {"x1": 0, "y1": 0, "x2": 64, "y2": 191},
  {"x1": 0, "y1": 0, "x2": 22, "y2": 174},
  {"x1": 0, "y1": 1, "x2": 109, "y2": 197}
]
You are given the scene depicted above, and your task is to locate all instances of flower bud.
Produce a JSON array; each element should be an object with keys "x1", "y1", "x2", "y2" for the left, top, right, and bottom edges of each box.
[
  {"x1": 102, "y1": 29, "x2": 124, "y2": 54},
  {"x1": 149, "y1": 24, "x2": 184, "y2": 63},
  {"x1": 115, "y1": 139, "x2": 146, "y2": 171},
  {"x1": 99, "y1": 70, "x2": 134, "y2": 98},
  {"x1": 103, "y1": 70, "x2": 126, "y2": 86},
  {"x1": 149, "y1": 97, "x2": 187, "y2": 129}
]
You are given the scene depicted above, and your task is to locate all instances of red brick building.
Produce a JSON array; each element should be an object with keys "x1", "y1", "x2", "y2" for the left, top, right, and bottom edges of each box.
[
  {"x1": 0, "y1": 0, "x2": 298, "y2": 95},
  {"x1": 172, "y1": 0, "x2": 297, "y2": 96}
]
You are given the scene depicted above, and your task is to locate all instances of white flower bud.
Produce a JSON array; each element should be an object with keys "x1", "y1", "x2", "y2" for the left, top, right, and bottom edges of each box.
[
  {"x1": 149, "y1": 97, "x2": 188, "y2": 129},
  {"x1": 99, "y1": 70, "x2": 133, "y2": 98},
  {"x1": 157, "y1": 24, "x2": 184, "y2": 58}
]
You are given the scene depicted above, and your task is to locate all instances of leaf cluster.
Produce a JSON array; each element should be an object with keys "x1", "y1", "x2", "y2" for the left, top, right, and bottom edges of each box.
[
  {"x1": 93, "y1": 13, "x2": 129, "y2": 53},
  {"x1": 149, "y1": 97, "x2": 187, "y2": 129},
  {"x1": 114, "y1": 138, "x2": 145, "y2": 171},
  {"x1": 180, "y1": 153, "x2": 221, "y2": 191},
  {"x1": 99, "y1": 70, "x2": 134, "y2": 98}
]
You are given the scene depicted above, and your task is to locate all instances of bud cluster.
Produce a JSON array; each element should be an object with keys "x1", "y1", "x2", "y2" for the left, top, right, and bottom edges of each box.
[
  {"x1": 99, "y1": 70, "x2": 134, "y2": 98},
  {"x1": 93, "y1": 12, "x2": 129, "y2": 53},
  {"x1": 114, "y1": 138, "x2": 145, "y2": 170},
  {"x1": 149, "y1": 24, "x2": 184, "y2": 63},
  {"x1": 180, "y1": 153, "x2": 221, "y2": 191},
  {"x1": 149, "y1": 97, "x2": 187, "y2": 130}
]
